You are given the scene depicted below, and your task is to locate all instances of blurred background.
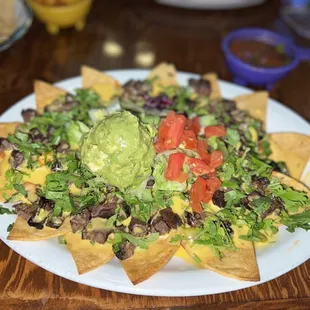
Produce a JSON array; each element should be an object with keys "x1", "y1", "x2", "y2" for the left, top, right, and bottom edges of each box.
[{"x1": 0, "y1": 0, "x2": 310, "y2": 119}]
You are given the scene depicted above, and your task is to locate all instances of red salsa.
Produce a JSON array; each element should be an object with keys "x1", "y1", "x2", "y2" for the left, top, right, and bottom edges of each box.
[{"x1": 230, "y1": 39, "x2": 292, "y2": 68}]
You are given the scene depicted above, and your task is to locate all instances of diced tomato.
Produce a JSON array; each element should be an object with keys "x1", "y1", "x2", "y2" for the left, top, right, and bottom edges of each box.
[
  {"x1": 205, "y1": 177, "x2": 221, "y2": 193},
  {"x1": 158, "y1": 119, "x2": 170, "y2": 142},
  {"x1": 165, "y1": 153, "x2": 186, "y2": 181},
  {"x1": 181, "y1": 130, "x2": 198, "y2": 150},
  {"x1": 204, "y1": 125, "x2": 226, "y2": 138},
  {"x1": 201, "y1": 190, "x2": 213, "y2": 204},
  {"x1": 154, "y1": 141, "x2": 165, "y2": 153},
  {"x1": 197, "y1": 140, "x2": 211, "y2": 164},
  {"x1": 210, "y1": 150, "x2": 224, "y2": 169},
  {"x1": 187, "y1": 157, "x2": 212, "y2": 176},
  {"x1": 190, "y1": 177, "x2": 207, "y2": 213},
  {"x1": 206, "y1": 170, "x2": 217, "y2": 178},
  {"x1": 176, "y1": 171, "x2": 188, "y2": 183},
  {"x1": 155, "y1": 111, "x2": 187, "y2": 152},
  {"x1": 186, "y1": 117, "x2": 200, "y2": 135}
]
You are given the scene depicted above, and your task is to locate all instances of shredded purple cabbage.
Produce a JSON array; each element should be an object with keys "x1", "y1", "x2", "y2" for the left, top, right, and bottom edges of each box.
[{"x1": 143, "y1": 95, "x2": 175, "y2": 110}]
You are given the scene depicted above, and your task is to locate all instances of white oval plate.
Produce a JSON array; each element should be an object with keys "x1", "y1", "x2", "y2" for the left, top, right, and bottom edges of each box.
[{"x1": 0, "y1": 70, "x2": 309, "y2": 297}]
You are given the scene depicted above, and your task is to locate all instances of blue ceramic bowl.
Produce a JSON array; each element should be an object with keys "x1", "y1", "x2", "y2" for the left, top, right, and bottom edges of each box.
[{"x1": 222, "y1": 28, "x2": 310, "y2": 90}]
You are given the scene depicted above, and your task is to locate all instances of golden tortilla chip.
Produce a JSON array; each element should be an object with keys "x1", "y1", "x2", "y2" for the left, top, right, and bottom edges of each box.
[
  {"x1": 269, "y1": 133, "x2": 310, "y2": 182},
  {"x1": 65, "y1": 231, "x2": 114, "y2": 274},
  {"x1": 7, "y1": 217, "x2": 71, "y2": 241},
  {"x1": 0, "y1": 122, "x2": 21, "y2": 137},
  {"x1": 181, "y1": 226, "x2": 260, "y2": 282},
  {"x1": 120, "y1": 232, "x2": 180, "y2": 285},
  {"x1": 272, "y1": 171, "x2": 309, "y2": 197},
  {"x1": 81, "y1": 66, "x2": 121, "y2": 103},
  {"x1": 234, "y1": 91, "x2": 268, "y2": 129},
  {"x1": 81, "y1": 66, "x2": 120, "y2": 88},
  {"x1": 203, "y1": 73, "x2": 221, "y2": 99},
  {"x1": 148, "y1": 62, "x2": 178, "y2": 86},
  {"x1": 35, "y1": 80, "x2": 67, "y2": 114}
]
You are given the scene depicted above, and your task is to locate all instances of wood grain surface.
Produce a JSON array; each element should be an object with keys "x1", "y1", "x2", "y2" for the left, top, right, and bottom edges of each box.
[{"x1": 0, "y1": 0, "x2": 309, "y2": 309}]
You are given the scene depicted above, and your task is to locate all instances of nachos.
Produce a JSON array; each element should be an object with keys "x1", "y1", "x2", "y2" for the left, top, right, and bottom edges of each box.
[{"x1": 0, "y1": 63, "x2": 309, "y2": 285}]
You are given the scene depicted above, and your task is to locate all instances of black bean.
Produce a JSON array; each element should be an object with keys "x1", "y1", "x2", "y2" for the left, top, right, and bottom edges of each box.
[{"x1": 9, "y1": 150, "x2": 24, "y2": 168}]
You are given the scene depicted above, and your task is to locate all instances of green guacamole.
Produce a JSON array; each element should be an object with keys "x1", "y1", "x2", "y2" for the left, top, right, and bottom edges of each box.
[{"x1": 81, "y1": 111, "x2": 155, "y2": 190}]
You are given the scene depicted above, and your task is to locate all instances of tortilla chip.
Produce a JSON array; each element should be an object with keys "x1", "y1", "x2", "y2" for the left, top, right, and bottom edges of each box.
[
  {"x1": 147, "y1": 62, "x2": 178, "y2": 86},
  {"x1": 7, "y1": 217, "x2": 71, "y2": 241},
  {"x1": 81, "y1": 66, "x2": 121, "y2": 103},
  {"x1": 35, "y1": 80, "x2": 67, "y2": 114},
  {"x1": 120, "y1": 232, "x2": 180, "y2": 285},
  {"x1": 81, "y1": 66, "x2": 120, "y2": 89},
  {"x1": 203, "y1": 73, "x2": 221, "y2": 99},
  {"x1": 65, "y1": 231, "x2": 114, "y2": 274},
  {"x1": 234, "y1": 91, "x2": 268, "y2": 129},
  {"x1": 272, "y1": 171, "x2": 309, "y2": 197},
  {"x1": 0, "y1": 122, "x2": 21, "y2": 138},
  {"x1": 269, "y1": 133, "x2": 310, "y2": 182},
  {"x1": 181, "y1": 226, "x2": 260, "y2": 282}
]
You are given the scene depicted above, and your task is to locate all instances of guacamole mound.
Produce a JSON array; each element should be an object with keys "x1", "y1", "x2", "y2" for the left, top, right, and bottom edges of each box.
[{"x1": 81, "y1": 111, "x2": 155, "y2": 189}]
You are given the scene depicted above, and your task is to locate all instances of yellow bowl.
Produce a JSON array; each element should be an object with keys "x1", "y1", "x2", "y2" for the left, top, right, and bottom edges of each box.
[{"x1": 26, "y1": 0, "x2": 93, "y2": 34}]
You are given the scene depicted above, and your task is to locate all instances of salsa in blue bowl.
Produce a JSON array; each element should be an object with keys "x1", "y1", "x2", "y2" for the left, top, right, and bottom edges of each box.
[{"x1": 222, "y1": 28, "x2": 310, "y2": 90}]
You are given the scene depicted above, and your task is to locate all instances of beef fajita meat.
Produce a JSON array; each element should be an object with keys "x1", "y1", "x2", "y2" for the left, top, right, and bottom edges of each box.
[
  {"x1": 149, "y1": 216, "x2": 170, "y2": 235},
  {"x1": 9, "y1": 150, "x2": 24, "y2": 168},
  {"x1": 82, "y1": 229, "x2": 111, "y2": 245},
  {"x1": 188, "y1": 78, "x2": 211, "y2": 97},
  {"x1": 46, "y1": 216, "x2": 64, "y2": 229},
  {"x1": 122, "y1": 80, "x2": 152, "y2": 103},
  {"x1": 70, "y1": 209, "x2": 91, "y2": 233},
  {"x1": 38, "y1": 197, "x2": 55, "y2": 211},
  {"x1": 13, "y1": 203, "x2": 38, "y2": 221},
  {"x1": 0, "y1": 138, "x2": 13, "y2": 152},
  {"x1": 149, "y1": 208, "x2": 182, "y2": 235},
  {"x1": 91, "y1": 197, "x2": 120, "y2": 219},
  {"x1": 251, "y1": 176, "x2": 270, "y2": 193},
  {"x1": 56, "y1": 140, "x2": 70, "y2": 153},
  {"x1": 261, "y1": 197, "x2": 284, "y2": 219},
  {"x1": 29, "y1": 128, "x2": 46, "y2": 143},
  {"x1": 114, "y1": 241, "x2": 136, "y2": 260},
  {"x1": 184, "y1": 211, "x2": 206, "y2": 228},
  {"x1": 129, "y1": 217, "x2": 148, "y2": 237},
  {"x1": 159, "y1": 208, "x2": 182, "y2": 229},
  {"x1": 221, "y1": 99, "x2": 237, "y2": 112},
  {"x1": 21, "y1": 108, "x2": 38, "y2": 123},
  {"x1": 45, "y1": 94, "x2": 77, "y2": 113},
  {"x1": 212, "y1": 190, "x2": 225, "y2": 208}
]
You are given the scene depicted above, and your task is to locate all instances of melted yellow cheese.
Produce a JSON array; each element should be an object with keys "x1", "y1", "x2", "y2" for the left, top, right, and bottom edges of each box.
[
  {"x1": 122, "y1": 216, "x2": 132, "y2": 227},
  {"x1": 86, "y1": 218, "x2": 108, "y2": 231},
  {"x1": 92, "y1": 83, "x2": 120, "y2": 104},
  {"x1": 0, "y1": 150, "x2": 11, "y2": 176},
  {"x1": 171, "y1": 196, "x2": 188, "y2": 217},
  {"x1": 174, "y1": 246, "x2": 201, "y2": 267},
  {"x1": 249, "y1": 127, "x2": 258, "y2": 142},
  {"x1": 69, "y1": 183, "x2": 82, "y2": 196},
  {"x1": 205, "y1": 200, "x2": 221, "y2": 213},
  {"x1": 0, "y1": 150, "x2": 51, "y2": 202},
  {"x1": 254, "y1": 231, "x2": 277, "y2": 248},
  {"x1": 21, "y1": 166, "x2": 51, "y2": 185}
]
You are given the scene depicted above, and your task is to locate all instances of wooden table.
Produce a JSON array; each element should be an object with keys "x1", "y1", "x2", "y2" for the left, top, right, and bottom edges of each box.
[{"x1": 0, "y1": 0, "x2": 309, "y2": 309}]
